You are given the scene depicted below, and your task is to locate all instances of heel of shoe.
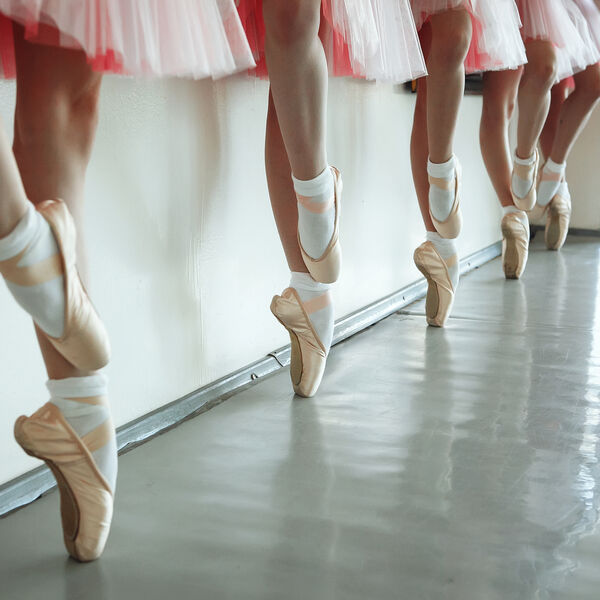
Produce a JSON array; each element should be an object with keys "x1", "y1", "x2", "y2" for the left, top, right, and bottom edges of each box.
[
  {"x1": 14, "y1": 416, "x2": 35, "y2": 458},
  {"x1": 304, "y1": 242, "x2": 341, "y2": 284},
  {"x1": 38, "y1": 200, "x2": 111, "y2": 371},
  {"x1": 512, "y1": 194, "x2": 536, "y2": 212},
  {"x1": 47, "y1": 314, "x2": 111, "y2": 372}
]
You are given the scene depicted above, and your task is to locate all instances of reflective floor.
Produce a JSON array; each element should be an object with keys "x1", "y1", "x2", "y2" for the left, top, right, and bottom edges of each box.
[{"x1": 1, "y1": 235, "x2": 600, "y2": 600}]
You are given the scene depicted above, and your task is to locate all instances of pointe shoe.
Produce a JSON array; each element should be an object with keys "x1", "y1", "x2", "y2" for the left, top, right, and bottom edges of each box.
[
  {"x1": 38, "y1": 200, "x2": 110, "y2": 370},
  {"x1": 14, "y1": 402, "x2": 114, "y2": 562},
  {"x1": 413, "y1": 241, "x2": 456, "y2": 327},
  {"x1": 270, "y1": 288, "x2": 328, "y2": 397},
  {"x1": 501, "y1": 212, "x2": 529, "y2": 280},
  {"x1": 428, "y1": 161, "x2": 463, "y2": 239},
  {"x1": 511, "y1": 149, "x2": 539, "y2": 211},
  {"x1": 545, "y1": 185, "x2": 571, "y2": 251},
  {"x1": 298, "y1": 167, "x2": 342, "y2": 284}
]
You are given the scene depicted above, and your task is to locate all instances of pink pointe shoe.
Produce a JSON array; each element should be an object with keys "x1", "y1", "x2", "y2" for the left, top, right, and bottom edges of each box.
[
  {"x1": 270, "y1": 288, "x2": 329, "y2": 397},
  {"x1": 501, "y1": 212, "x2": 529, "y2": 279},
  {"x1": 413, "y1": 241, "x2": 456, "y2": 327},
  {"x1": 511, "y1": 149, "x2": 540, "y2": 211},
  {"x1": 428, "y1": 162, "x2": 463, "y2": 239},
  {"x1": 14, "y1": 401, "x2": 114, "y2": 562},
  {"x1": 0, "y1": 199, "x2": 110, "y2": 371},
  {"x1": 298, "y1": 167, "x2": 343, "y2": 284},
  {"x1": 545, "y1": 185, "x2": 571, "y2": 251}
]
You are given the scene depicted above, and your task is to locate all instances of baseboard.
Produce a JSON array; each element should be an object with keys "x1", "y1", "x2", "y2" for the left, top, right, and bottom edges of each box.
[
  {"x1": 0, "y1": 240, "x2": 502, "y2": 517},
  {"x1": 530, "y1": 225, "x2": 600, "y2": 238}
]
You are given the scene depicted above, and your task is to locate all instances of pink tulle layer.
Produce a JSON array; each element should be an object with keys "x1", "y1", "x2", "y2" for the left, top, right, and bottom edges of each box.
[
  {"x1": 516, "y1": 0, "x2": 599, "y2": 79},
  {"x1": 411, "y1": 0, "x2": 527, "y2": 74},
  {"x1": 236, "y1": 0, "x2": 427, "y2": 83},
  {"x1": 0, "y1": 0, "x2": 255, "y2": 79}
]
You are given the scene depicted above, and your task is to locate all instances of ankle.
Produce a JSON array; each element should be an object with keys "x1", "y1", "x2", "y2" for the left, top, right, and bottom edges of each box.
[{"x1": 427, "y1": 155, "x2": 455, "y2": 177}]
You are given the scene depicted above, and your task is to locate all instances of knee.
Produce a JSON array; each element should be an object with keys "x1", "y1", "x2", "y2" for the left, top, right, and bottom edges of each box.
[
  {"x1": 262, "y1": 0, "x2": 320, "y2": 47},
  {"x1": 526, "y1": 55, "x2": 558, "y2": 91},
  {"x1": 429, "y1": 23, "x2": 472, "y2": 70},
  {"x1": 482, "y1": 94, "x2": 515, "y2": 124},
  {"x1": 14, "y1": 81, "x2": 100, "y2": 156}
]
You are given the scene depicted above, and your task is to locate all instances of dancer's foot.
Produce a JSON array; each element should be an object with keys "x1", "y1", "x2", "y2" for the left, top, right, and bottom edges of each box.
[
  {"x1": 511, "y1": 149, "x2": 539, "y2": 211},
  {"x1": 501, "y1": 207, "x2": 529, "y2": 280},
  {"x1": 545, "y1": 181, "x2": 571, "y2": 251},
  {"x1": 14, "y1": 374, "x2": 116, "y2": 562},
  {"x1": 414, "y1": 234, "x2": 459, "y2": 327},
  {"x1": 295, "y1": 167, "x2": 342, "y2": 283},
  {"x1": 428, "y1": 156, "x2": 463, "y2": 239},
  {"x1": 270, "y1": 273, "x2": 333, "y2": 397},
  {"x1": 0, "y1": 200, "x2": 109, "y2": 370},
  {"x1": 537, "y1": 158, "x2": 566, "y2": 207}
]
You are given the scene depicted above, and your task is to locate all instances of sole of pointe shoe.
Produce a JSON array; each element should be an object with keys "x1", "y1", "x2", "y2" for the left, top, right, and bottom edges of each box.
[
  {"x1": 413, "y1": 243, "x2": 454, "y2": 328},
  {"x1": 14, "y1": 437, "x2": 84, "y2": 561},
  {"x1": 545, "y1": 218, "x2": 565, "y2": 251},
  {"x1": 13, "y1": 412, "x2": 110, "y2": 563},
  {"x1": 502, "y1": 234, "x2": 523, "y2": 280},
  {"x1": 413, "y1": 262, "x2": 447, "y2": 328},
  {"x1": 272, "y1": 317, "x2": 319, "y2": 398}
]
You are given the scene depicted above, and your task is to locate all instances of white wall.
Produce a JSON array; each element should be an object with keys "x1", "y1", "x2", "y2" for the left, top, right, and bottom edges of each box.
[
  {"x1": 0, "y1": 74, "x2": 505, "y2": 485},
  {"x1": 567, "y1": 107, "x2": 600, "y2": 230}
]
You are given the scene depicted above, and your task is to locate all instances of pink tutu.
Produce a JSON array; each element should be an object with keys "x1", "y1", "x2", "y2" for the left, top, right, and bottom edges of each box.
[
  {"x1": 411, "y1": 0, "x2": 527, "y2": 73},
  {"x1": 572, "y1": 0, "x2": 600, "y2": 53},
  {"x1": 516, "y1": 0, "x2": 600, "y2": 79},
  {"x1": 237, "y1": 0, "x2": 427, "y2": 83},
  {"x1": 0, "y1": 0, "x2": 255, "y2": 79}
]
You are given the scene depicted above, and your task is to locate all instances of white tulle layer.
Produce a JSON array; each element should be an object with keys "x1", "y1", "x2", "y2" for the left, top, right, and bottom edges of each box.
[
  {"x1": 411, "y1": 0, "x2": 527, "y2": 73},
  {"x1": 572, "y1": 0, "x2": 600, "y2": 53},
  {"x1": 325, "y1": 0, "x2": 427, "y2": 81},
  {"x1": 0, "y1": 0, "x2": 255, "y2": 79},
  {"x1": 516, "y1": 0, "x2": 600, "y2": 79}
]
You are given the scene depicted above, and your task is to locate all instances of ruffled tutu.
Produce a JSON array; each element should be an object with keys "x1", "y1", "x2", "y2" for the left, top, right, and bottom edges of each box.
[
  {"x1": 572, "y1": 0, "x2": 600, "y2": 54},
  {"x1": 516, "y1": 0, "x2": 600, "y2": 79},
  {"x1": 411, "y1": 0, "x2": 527, "y2": 73},
  {"x1": 0, "y1": 0, "x2": 255, "y2": 79},
  {"x1": 236, "y1": 0, "x2": 427, "y2": 83}
]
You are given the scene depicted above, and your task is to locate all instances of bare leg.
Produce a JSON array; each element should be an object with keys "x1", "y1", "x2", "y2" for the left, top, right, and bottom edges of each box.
[
  {"x1": 539, "y1": 79, "x2": 570, "y2": 160},
  {"x1": 481, "y1": 69, "x2": 522, "y2": 207},
  {"x1": 411, "y1": 77, "x2": 436, "y2": 231},
  {"x1": 263, "y1": 0, "x2": 326, "y2": 181},
  {"x1": 516, "y1": 40, "x2": 557, "y2": 159},
  {"x1": 410, "y1": 10, "x2": 472, "y2": 230},
  {"x1": 549, "y1": 63, "x2": 600, "y2": 163},
  {"x1": 0, "y1": 119, "x2": 29, "y2": 237},
  {"x1": 426, "y1": 10, "x2": 472, "y2": 164},
  {"x1": 265, "y1": 91, "x2": 307, "y2": 273},
  {"x1": 12, "y1": 24, "x2": 102, "y2": 380}
]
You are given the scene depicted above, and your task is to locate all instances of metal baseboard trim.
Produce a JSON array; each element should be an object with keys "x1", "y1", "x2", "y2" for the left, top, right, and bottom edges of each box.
[
  {"x1": 530, "y1": 225, "x2": 600, "y2": 238},
  {"x1": 0, "y1": 240, "x2": 501, "y2": 518}
]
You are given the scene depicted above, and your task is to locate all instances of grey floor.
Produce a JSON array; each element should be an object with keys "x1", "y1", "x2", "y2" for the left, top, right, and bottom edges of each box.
[{"x1": 1, "y1": 235, "x2": 600, "y2": 600}]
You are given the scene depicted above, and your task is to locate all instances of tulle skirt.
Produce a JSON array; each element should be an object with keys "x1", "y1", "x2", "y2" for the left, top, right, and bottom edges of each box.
[
  {"x1": 572, "y1": 0, "x2": 600, "y2": 53},
  {"x1": 411, "y1": 0, "x2": 527, "y2": 73},
  {"x1": 516, "y1": 0, "x2": 600, "y2": 79},
  {"x1": 236, "y1": 0, "x2": 427, "y2": 83},
  {"x1": 0, "y1": 0, "x2": 255, "y2": 79}
]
